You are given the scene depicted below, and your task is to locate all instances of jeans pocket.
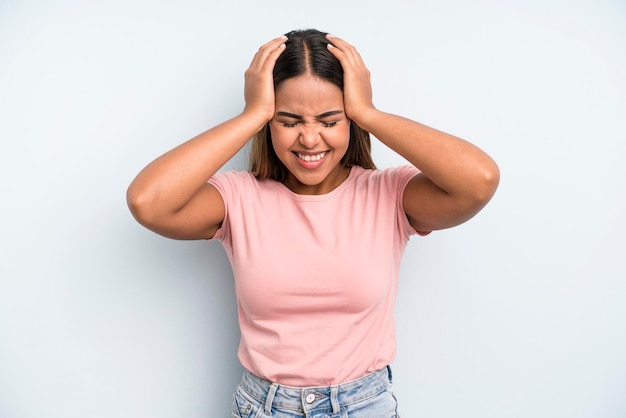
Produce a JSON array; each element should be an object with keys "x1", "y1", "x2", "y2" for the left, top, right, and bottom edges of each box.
[
  {"x1": 389, "y1": 389, "x2": 400, "y2": 418},
  {"x1": 344, "y1": 387, "x2": 399, "y2": 418},
  {"x1": 231, "y1": 387, "x2": 256, "y2": 418}
]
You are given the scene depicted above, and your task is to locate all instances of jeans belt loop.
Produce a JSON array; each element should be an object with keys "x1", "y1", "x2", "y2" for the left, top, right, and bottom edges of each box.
[
  {"x1": 264, "y1": 382, "x2": 278, "y2": 416},
  {"x1": 330, "y1": 385, "x2": 340, "y2": 414}
]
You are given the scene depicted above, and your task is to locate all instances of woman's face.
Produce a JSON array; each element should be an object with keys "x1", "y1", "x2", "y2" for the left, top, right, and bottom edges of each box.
[{"x1": 269, "y1": 74, "x2": 350, "y2": 195}]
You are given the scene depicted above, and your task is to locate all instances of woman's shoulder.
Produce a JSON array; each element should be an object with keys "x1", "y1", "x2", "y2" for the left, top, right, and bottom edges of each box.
[
  {"x1": 351, "y1": 165, "x2": 419, "y2": 186},
  {"x1": 210, "y1": 170, "x2": 256, "y2": 187},
  {"x1": 208, "y1": 170, "x2": 258, "y2": 199},
  {"x1": 209, "y1": 170, "x2": 287, "y2": 197}
]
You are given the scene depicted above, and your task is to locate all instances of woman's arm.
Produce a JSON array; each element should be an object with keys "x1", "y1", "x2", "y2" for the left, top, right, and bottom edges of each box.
[
  {"x1": 327, "y1": 35, "x2": 499, "y2": 232},
  {"x1": 357, "y1": 112, "x2": 499, "y2": 232},
  {"x1": 126, "y1": 36, "x2": 287, "y2": 240}
]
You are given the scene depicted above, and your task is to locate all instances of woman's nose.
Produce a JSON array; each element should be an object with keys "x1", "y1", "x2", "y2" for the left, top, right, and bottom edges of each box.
[{"x1": 298, "y1": 123, "x2": 321, "y2": 148}]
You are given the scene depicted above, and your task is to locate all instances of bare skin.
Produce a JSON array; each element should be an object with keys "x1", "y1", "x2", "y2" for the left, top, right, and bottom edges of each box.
[
  {"x1": 270, "y1": 74, "x2": 351, "y2": 195},
  {"x1": 127, "y1": 36, "x2": 288, "y2": 240},
  {"x1": 325, "y1": 34, "x2": 500, "y2": 232},
  {"x1": 127, "y1": 34, "x2": 499, "y2": 240}
]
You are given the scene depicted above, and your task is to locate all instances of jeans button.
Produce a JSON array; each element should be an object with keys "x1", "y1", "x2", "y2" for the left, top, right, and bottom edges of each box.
[{"x1": 305, "y1": 393, "x2": 315, "y2": 404}]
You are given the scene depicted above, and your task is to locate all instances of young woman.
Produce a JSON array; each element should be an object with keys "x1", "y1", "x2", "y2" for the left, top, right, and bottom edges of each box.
[{"x1": 127, "y1": 29, "x2": 499, "y2": 418}]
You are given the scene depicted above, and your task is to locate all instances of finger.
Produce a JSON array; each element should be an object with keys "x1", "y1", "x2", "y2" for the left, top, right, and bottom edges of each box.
[
  {"x1": 249, "y1": 36, "x2": 287, "y2": 70},
  {"x1": 326, "y1": 34, "x2": 358, "y2": 54},
  {"x1": 260, "y1": 39, "x2": 287, "y2": 72},
  {"x1": 252, "y1": 36, "x2": 286, "y2": 63},
  {"x1": 261, "y1": 35, "x2": 288, "y2": 49},
  {"x1": 326, "y1": 34, "x2": 363, "y2": 67},
  {"x1": 326, "y1": 33, "x2": 350, "y2": 46}
]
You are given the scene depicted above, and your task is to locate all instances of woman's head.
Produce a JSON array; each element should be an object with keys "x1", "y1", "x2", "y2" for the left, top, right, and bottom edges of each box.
[
  {"x1": 250, "y1": 29, "x2": 375, "y2": 189},
  {"x1": 273, "y1": 29, "x2": 344, "y2": 91}
]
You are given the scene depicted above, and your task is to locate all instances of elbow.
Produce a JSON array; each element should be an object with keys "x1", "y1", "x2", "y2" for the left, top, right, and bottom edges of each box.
[
  {"x1": 474, "y1": 160, "x2": 500, "y2": 205},
  {"x1": 126, "y1": 183, "x2": 157, "y2": 227}
]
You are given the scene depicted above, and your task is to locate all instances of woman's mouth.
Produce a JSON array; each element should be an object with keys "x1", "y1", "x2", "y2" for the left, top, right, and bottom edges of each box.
[{"x1": 295, "y1": 151, "x2": 328, "y2": 162}]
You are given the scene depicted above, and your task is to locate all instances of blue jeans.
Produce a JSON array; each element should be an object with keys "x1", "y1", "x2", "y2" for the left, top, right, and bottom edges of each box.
[{"x1": 231, "y1": 366, "x2": 400, "y2": 417}]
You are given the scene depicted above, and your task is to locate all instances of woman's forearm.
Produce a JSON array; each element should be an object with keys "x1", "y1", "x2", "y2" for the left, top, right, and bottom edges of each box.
[
  {"x1": 356, "y1": 109, "x2": 500, "y2": 201},
  {"x1": 127, "y1": 111, "x2": 266, "y2": 218}
]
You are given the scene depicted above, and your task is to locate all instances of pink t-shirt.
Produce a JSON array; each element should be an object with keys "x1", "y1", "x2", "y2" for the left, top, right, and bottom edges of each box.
[{"x1": 208, "y1": 165, "x2": 421, "y2": 386}]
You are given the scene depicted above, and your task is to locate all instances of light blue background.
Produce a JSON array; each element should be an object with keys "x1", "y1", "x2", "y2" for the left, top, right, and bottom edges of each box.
[{"x1": 1, "y1": 1, "x2": 625, "y2": 417}]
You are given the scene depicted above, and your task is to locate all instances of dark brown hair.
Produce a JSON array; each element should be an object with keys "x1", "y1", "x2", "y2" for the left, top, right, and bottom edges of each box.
[{"x1": 249, "y1": 29, "x2": 376, "y2": 181}]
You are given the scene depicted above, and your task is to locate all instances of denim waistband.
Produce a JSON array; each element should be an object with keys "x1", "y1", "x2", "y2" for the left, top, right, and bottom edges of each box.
[{"x1": 238, "y1": 366, "x2": 392, "y2": 415}]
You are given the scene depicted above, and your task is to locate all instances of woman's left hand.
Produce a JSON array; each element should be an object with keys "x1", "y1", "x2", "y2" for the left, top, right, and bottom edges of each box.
[{"x1": 326, "y1": 34, "x2": 376, "y2": 123}]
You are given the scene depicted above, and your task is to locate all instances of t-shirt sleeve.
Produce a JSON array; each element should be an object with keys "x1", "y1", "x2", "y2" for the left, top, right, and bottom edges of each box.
[
  {"x1": 206, "y1": 170, "x2": 249, "y2": 245},
  {"x1": 387, "y1": 165, "x2": 432, "y2": 238}
]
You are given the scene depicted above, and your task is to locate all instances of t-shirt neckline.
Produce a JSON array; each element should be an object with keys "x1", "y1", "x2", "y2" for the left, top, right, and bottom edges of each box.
[{"x1": 275, "y1": 166, "x2": 359, "y2": 201}]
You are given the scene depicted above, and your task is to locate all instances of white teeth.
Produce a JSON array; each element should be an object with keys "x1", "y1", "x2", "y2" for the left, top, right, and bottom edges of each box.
[{"x1": 297, "y1": 152, "x2": 327, "y2": 162}]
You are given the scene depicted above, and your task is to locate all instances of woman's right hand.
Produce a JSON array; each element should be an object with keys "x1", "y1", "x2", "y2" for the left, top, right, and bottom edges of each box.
[
  {"x1": 243, "y1": 36, "x2": 287, "y2": 122},
  {"x1": 127, "y1": 36, "x2": 288, "y2": 240}
]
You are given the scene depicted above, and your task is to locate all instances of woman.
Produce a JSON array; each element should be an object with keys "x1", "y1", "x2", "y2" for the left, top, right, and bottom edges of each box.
[{"x1": 127, "y1": 29, "x2": 499, "y2": 417}]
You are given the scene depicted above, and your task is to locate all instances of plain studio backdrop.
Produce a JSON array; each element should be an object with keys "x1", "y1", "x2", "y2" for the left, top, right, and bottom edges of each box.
[{"x1": 1, "y1": 0, "x2": 625, "y2": 417}]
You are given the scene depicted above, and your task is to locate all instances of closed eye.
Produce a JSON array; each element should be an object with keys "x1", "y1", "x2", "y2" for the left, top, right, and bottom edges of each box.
[
  {"x1": 280, "y1": 121, "x2": 338, "y2": 128},
  {"x1": 275, "y1": 110, "x2": 344, "y2": 129}
]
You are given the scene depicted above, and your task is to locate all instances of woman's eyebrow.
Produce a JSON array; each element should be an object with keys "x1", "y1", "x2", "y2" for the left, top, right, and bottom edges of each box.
[
  {"x1": 276, "y1": 111, "x2": 302, "y2": 119},
  {"x1": 316, "y1": 110, "x2": 343, "y2": 119},
  {"x1": 276, "y1": 110, "x2": 344, "y2": 119}
]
